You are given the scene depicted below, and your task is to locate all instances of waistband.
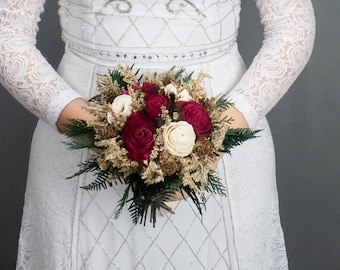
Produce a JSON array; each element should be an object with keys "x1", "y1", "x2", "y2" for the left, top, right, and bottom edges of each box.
[{"x1": 62, "y1": 33, "x2": 236, "y2": 66}]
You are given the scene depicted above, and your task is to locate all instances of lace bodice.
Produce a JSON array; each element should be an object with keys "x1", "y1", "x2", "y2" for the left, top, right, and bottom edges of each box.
[
  {"x1": 59, "y1": 0, "x2": 239, "y2": 49},
  {"x1": 0, "y1": 0, "x2": 315, "y2": 128}
]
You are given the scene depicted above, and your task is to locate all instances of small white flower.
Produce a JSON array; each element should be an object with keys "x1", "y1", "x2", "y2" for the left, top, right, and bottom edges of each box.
[
  {"x1": 164, "y1": 83, "x2": 178, "y2": 96},
  {"x1": 178, "y1": 89, "x2": 193, "y2": 101},
  {"x1": 163, "y1": 121, "x2": 196, "y2": 157},
  {"x1": 112, "y1": 94, "x2": 133, "y2": 115},
  {"x1": 107, "y1": 94, "x2": 133, "y2": 124},
  {"x1": 107, "y1": 111, "x2": 114, "y2": 124}
]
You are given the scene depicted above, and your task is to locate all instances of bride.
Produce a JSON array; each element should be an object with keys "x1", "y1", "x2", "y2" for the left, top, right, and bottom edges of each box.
[{"x1": 0, "y1": 0, "x2": 315, "y2": 269}]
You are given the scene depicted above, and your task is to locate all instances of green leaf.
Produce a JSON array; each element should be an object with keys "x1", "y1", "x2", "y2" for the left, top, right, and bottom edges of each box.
[
  {"x1": 216, "y1": 93, "x2": 233, "y2": 110},
  {"x1": 206, "y1": 171, "x2": 227, "y2": 196},
  {"x1": 64, "y1": 119, "x2": 95, "y2": 149},
  {"x1": 116, "y1": 174, "x2": 180, "y2": 226},
  {"x1": 66, "y1": 159, "x2": 99, "y2": 179},
  {"x1": 109, "y1": 69, "x2": 128, "y2": 89},
  {"x1": 114, "y1": 184, "x2": 131, "y2": 219},
  {"x1": 182, "y1": 185, "x2": 205, "y2": 216},
  {"x1": 221, "y1": 128, "x2": 260, "y2": 154},
  {"x1": 80, "y1": 178, "x2": 109, "y2": 191}
]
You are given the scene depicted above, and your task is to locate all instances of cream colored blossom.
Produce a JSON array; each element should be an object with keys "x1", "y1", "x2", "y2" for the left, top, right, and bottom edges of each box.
[
  {"x1": 107, "y1": 112, "x2": 115, "y2": 124},
  {"x1": 107, "y1": 94, "x2": 133, "y2": 124},
  {"x1": 178, "y1": 89, "x2": 192, "y2": 101},
  {"x1": 164, "y1": 83, "x2": 178, "y2": 96},
  {"x1": 163, "y1": 121, "x2": 196, "y2": 157},
  {"x1": 112, "y1": 94, "x2": 133, "y2": 114}
]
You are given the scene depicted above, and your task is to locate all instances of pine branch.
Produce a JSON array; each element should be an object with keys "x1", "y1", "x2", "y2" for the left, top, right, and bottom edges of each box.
[
  {"x1": 216, "y1": 93, "x2": 233, "y2": 110},
  {"x1": 64, "y1": 138, "x2": 95, "y2": 150},
  {"x1": 81, "y1": 178, "x2": 109, "y2": 191},
  {"x1": 66, "y1": 158, "x2": 99, "y2": 179},
  {"x1": 64, "y1": 119, "x2": 95, "y2": 149},
  {"x1": 123, "y1": 175, "x2": 180, "y2": 226},
  {"x1": 182, "y1": 185, "x2": 205, "y2": 216},
  {"x1": 114, "y1": 184, "x2": 131, "y2": 219},
  {"x1": 67, "y1": 158, "x2": 118, "y2": 192},
  {"x1": 174, "y1": 67, "x2": 185, "y2": 80},
  {"x1": 221, "y1": 128, "x2": 260, "y2": 154},
  {"x1": 183, "y1": 71, "x2": 194, "y2": 83},
  {"x1": 109, "y1": 69, "x2": 128, "y2": 88},
  {"x1": 206, "y1": 171, "x2": 226, "y2": 196},
  {"x1": 172, "y1": 67, "x2": 193, "y2": 82},
  {"x1": 64, "y1": 119, "x2": 94, "y2": 137}
]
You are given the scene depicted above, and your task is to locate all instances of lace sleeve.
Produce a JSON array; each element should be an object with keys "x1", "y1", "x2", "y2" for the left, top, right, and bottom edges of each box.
[
  {"x1": 0, "y1": 0, "x2": 82, "y2": 126},
  {"x1": 229, "y1": 0, "x2": 315, "y2": 128}
]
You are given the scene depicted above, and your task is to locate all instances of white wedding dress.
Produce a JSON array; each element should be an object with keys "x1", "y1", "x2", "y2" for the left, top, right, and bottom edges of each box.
[{"x1": 0, "y1": 0, "x2": 315, "y2": 269}]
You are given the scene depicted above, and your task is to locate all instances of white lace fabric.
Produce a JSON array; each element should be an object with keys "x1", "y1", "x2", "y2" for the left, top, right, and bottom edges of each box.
[
  {"x1": 229, "y1": 0, "x2": 315, "y2": 127},
  {"x1": 0, "y1": 0, "x2": 82, "y2": 126},
  {"x1": 0, "y1": 1, "x2": 315, "y2": 269}
]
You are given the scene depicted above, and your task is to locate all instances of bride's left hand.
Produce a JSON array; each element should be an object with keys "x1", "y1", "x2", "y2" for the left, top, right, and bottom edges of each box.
[{"x1": 208, "y1": 105, "x2": 249, "y2": 171}]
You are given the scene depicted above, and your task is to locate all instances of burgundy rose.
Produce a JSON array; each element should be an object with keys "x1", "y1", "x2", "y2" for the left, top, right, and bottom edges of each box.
[
  {"x1": 123, "y1": 111, "x2": 156, "y2": 163},
  {"x1": 145, "y1": 94, "x2": 171, "y2": 120},
  {"x1": 129, "y1": 82, "x2": 156, "y2": 97},
  {"x1": 141, "y1": 82, "x2": 157, "y2": 96},
  {"x1": 177, "y1": 101, "x2": 212, "y2": 136}
]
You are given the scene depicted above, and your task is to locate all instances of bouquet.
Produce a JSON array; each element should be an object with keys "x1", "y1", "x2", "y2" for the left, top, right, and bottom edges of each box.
[{"x1": 65, "y1": 66, "x2": 258, "y2": 226}]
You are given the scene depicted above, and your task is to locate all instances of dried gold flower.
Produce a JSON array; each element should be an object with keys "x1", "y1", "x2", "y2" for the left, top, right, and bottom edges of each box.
[
  {"x1": 96, "y1": 124, "x2": 119, "y2": 140},
  {"x1": 141, "y1": 161, "x2": 164, "y2": 185},
  {"x1": 193, "y1": 137, "x2": 214, "y2": 158},
  {"x1": 159, "y1": 152, "x2": 180, "y2": 176}
]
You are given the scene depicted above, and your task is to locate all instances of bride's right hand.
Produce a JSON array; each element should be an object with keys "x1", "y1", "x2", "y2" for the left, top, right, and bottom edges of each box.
[{"x1": 57, "y1": 98, "x2": 97, "y2": 133}]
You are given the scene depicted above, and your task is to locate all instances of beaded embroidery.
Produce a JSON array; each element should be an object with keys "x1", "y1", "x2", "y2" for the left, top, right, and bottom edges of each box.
[{"x1": 104, "y1": 0, "x2": 132, "y2": 13}]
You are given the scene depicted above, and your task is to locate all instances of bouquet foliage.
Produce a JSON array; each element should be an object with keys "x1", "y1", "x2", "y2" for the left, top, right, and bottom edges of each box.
[{"x1": 65, "y1": 66, "x2": 258, "y2": 226}]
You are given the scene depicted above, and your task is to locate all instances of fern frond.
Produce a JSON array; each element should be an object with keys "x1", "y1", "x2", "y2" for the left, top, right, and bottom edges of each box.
[
  {"x1": 109, "y1": 69, "x2": 127, "y2": 88},
  {"x1": 121, "y1": 175, "x2": 181, "y2": 226},
  {"x1": 183, "y1": 71, "x2": 194, "y2": 83},
  {"x1": 216, "y1": 93, "x2": 233, "y2": 110},
  {"x1": 81, "y1": 178, "x2": 109, "y2": 191},
  {"x1": 174, "y1": 67, "x2": 186, "y2": 80},
  {"x1": 64, "y1": 119, "x2": 94, "y2": 137},
  {"x1": 64, "y1": 119, "x2": 95, "y2": 149},
  {"x1": 181, "y1": 185, "x2": 205, "y2": 216},
  {"x1": 64, "y1": 138, "x2": 95, "y2": 150},
  {"x1": 114, "y1": 184, "x2": 131, "y2": 219},
  {"x1": 66, "y1": 159, "x2": 99, "y2": 179},
  {"x1": 221, "y1": 128, "x2": 260, "y2": 154},
  {"x1": 206, "y1": 171, "x2": 226, "y2": 196}
]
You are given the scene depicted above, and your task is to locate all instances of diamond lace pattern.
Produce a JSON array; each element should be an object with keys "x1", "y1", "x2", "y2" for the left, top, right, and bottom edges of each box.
[
  {"x1": 75, "y1": 175, "x2": 233, "y2": 269},
  {"x1": 0, "y1": 0, "x2": 315, "y2": 269}
]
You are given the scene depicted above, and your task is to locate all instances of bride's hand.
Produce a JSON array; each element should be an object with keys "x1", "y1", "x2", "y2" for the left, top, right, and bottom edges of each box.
[
  {"x1": 209, "y1": 105, "x2": 249, "y2": 171},
  {"x1": 57, "y1": 98, "x2": 97, "y2": 133}
]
